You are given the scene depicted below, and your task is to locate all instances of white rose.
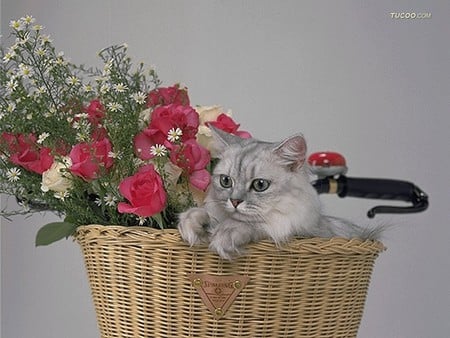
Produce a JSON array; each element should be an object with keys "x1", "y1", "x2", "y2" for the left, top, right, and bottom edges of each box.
[{"x1": 41, "y1": 157, "x2": 73, "y2": 193}]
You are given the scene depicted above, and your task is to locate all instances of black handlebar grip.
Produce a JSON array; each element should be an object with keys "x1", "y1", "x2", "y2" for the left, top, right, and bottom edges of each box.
[{"x1": 336, "y1": 176, "x2": 418, "y2": 202}]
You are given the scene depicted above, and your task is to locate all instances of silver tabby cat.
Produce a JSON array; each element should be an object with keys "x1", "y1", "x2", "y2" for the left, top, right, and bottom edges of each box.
[{"x1": 178, "y1": 128, "x2": 381, "y2": 260}]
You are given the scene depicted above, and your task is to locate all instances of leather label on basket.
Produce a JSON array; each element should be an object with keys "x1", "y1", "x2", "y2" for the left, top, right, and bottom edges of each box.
[{"x1": 188, "y1": 274, "x2": 250, "y2": 319}]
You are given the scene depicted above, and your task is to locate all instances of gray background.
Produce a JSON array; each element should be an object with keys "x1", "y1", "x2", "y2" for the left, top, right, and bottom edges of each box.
[{"x1": 1, "y1": 1, "x2": 449, "y2": 337}]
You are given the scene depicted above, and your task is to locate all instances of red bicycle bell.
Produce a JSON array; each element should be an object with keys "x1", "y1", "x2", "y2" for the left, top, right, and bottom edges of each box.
[{"x1": 308, "y1": 151, "x2": 348, "y2": 177}]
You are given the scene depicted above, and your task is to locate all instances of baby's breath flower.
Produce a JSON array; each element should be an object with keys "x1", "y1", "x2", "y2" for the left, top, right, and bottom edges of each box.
[
  {"x1": 37, "y1": 132, "x2": 50, "y2": 144},
  {"x1": 113, "y1": 83, "x2": 128, "y2": 93},
  {"x1": 167, "y1": 127, "x2": 183, "y2": 143},
  {"x1": 131, "y1": 91, "x2": 147, "y2": 105},
  {"x1": 6, "y1": 168, "x2": 21, "y2": 182},
  {"x1": 150, "y1": 144, "x2": 168, "y2": 157},
  {"x1": 107, "y1": 102, "x2": 123, "y2": 112}
]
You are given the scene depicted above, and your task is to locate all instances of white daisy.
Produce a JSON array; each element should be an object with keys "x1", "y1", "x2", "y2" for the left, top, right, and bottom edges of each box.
[
  {"x1": 107, "y1": 102, "x2": 123, "y2": 112},
  {"x1": 167, "y1": 127, "x2": 183, "y2": 143},
  {"x1": 150, "y1": 144, "x2": 168, "y2": 157},
  {"x1": 131, "y1": 91, "x2": 147, "y2": 105},
  {"x1": 6, "y1": 167, "x2": 21, "y2": 182},
  {"x1": 37, "y1": 132, "x2": 50, "y2": 144},
  {"x1": 18, "y1": 64, "x2": 33, "y2": 78},
  {"x1": 3, "y1": 50, "x2": 16, "y2": 63},
  {"x1": 54, "y1": 191, "x2": 69, "y2": 200},
  {"x1": 66, "y1": 76, "x2": 80, "y2": 86},
  {"x1": 113, "y1": 83, "x2": 128, "y2": 93},
  {"x1": 9, "y1": 20, "x2": 25, "y2": 31},
  {"x1": 39, "y1": 34, "x2": 52, "y2": 44},
  {"x1": 103, "y1": 194, "x2": 118, "y2": 207},
  {"x1": 137, "y1": 216, "x2": 147, "y2": 226},
  {"x1": 108, "y1": 151, "x2": 122, "y2": 160},
  {"x1": 22, "y1": 15, "x2": 36, "y2": 25},
  {"x1": 32, "y1": 24, "x2": 44, "y2": 31}
]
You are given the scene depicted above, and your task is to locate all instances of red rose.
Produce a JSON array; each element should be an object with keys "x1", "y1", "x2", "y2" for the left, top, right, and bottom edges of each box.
[
  {"x1": 146, "y1": 84, "x2": 190, "y2": 108},
  {"x1": 69, "y1": 138, "x2": 113, "y2": 180},
  {"x1": 118, "y1": 164, "x2": 167, "y2": 217},
  {"x1": 134, "y1": 104, "x2": 199, "y2": 160},
  {"x1": 207, "y1": 113, "x2": 251, "y2": 138},
  {"x1": 1, "y1": 132, "x2": 53, "y2": 174},
  {"x1": 170, "y1": 139, "x2": 211, "y2": 191}
]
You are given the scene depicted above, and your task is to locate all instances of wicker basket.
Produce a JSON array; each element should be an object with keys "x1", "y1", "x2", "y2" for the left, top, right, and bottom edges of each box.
[{"x1": 75, "y1": 224, "x2": 385, "y2": 338}]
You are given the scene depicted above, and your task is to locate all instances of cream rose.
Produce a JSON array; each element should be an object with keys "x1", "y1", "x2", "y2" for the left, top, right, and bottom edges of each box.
[
  {"x1": 195, "y1": 105, "x2": 232, "y2": 150},
  {"x1": 41, "y1": 157, "x2": 73, "y2": 193}
]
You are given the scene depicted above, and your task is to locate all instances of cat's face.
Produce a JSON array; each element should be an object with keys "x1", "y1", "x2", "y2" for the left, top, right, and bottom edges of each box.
[{"x1": 206, "y1": 129, "x2": 307, "y2": 223}]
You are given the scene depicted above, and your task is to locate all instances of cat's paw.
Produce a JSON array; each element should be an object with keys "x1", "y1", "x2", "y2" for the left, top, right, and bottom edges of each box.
[
  {"x1": 178, "y1": 207, "x2": 210, "y2": 246},
  {"x1": 209, "y1": 227, "x2": 248, "y2": 260}
]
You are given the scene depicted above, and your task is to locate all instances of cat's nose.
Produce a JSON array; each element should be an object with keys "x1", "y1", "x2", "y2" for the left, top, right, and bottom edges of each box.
[{"x1": 230, "y1": 199, "x2": 243, "y2": 208}]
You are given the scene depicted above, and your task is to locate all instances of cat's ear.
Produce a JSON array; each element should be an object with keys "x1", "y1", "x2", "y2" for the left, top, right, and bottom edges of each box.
[
  {"x1": 209, "y1": 126, "x2": 248, "y2": 154},
  {"x1": 273, "y1": 134, "x2": 307, "y2": 171}
]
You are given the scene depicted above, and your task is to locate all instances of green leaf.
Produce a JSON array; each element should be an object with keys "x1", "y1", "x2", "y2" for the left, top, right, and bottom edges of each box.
[
  {"x1": 152, "y1": 213, "x2": 164, "y2": 230},
  {"x1": 35, "y1": 222, "x2": 77, "y2": 246}
]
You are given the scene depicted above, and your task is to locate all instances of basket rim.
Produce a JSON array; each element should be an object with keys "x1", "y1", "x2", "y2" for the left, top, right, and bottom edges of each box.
[{"x1": 75, "y1": 224, "x2": 386, "y2": 255}]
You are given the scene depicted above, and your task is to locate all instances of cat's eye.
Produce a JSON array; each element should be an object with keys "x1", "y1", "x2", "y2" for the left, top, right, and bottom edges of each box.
[
  {"x1": 251, "y1": 178, "x2": 270, "y2": 192},
  {"x1": 219, "y1": 174, "x2": 233, "y2": 188}
]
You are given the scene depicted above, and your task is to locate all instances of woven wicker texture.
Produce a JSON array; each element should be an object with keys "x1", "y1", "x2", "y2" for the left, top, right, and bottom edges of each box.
[{"x1": 75, "y1": 224, "x2": 385, "y2": 338}]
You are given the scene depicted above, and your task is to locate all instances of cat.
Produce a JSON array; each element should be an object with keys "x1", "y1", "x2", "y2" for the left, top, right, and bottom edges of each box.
[{"x1": 178, "y1": 127, "x2": 382, "y2": 260}]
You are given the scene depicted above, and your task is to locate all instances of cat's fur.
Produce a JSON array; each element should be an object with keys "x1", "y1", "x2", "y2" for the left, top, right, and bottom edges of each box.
[{"x1": 178, "y1": 128, "x2": 381, "y2": 259}]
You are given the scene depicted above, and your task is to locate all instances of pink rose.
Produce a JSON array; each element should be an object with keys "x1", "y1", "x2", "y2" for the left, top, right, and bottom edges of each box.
[
  {"x1": 118, "y1": 164, "x2": 167, "y2": 217},
  {"x1": 69, "y1": 138, "x2": 113, "y2": 180},
  {"x1": 134, "y1": 104, "x2": 199, "y2": 160},
  {"x1": 170, "y1": 139, "x2": 211, "y2": 191},
  {"x1": 146, "y1": 84, "x2": 190, "y2": 108},
  {"x1": 1, "y1": 132, "x2": 53, "y2": 174},
  {"x1": 150, "y1": 104, "x2": 199, "y2": 141},
  {"x1": 85, "y1": 99, "x2": 105, "y2": 126},
  {"x1": 207, "y1": 113, "x2": 251, "y2": 138}
]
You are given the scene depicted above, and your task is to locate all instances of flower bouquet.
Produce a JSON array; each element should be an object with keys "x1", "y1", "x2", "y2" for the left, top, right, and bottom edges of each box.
[
  {"x1": 1, "y1": 16, "x2": 384, "y2": 338},
  {"x1": 0, "y1": 16, "x2": 250, "y2": 245}
]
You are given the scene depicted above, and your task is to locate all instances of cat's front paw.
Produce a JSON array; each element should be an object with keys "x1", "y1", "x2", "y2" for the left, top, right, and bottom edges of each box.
[
  {"x1": 178, "y1": 207, "x2": 210, "y2": 246},
  {"x1": 209, "y1": 226, "x2": 249, "y2": 260}
]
